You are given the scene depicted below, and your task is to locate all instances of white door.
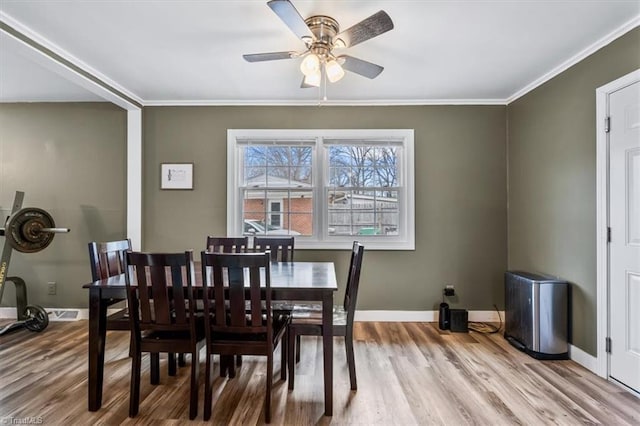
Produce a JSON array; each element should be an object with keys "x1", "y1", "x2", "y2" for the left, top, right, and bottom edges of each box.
[{"x1": 609, "y1": 79, "x2": 640, "y2": 393}]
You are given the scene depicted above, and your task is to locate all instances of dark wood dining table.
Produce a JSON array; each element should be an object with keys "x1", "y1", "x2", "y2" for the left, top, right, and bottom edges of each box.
[{"x1": 83, "y1": 261, "x2": 338, "y2": 416}]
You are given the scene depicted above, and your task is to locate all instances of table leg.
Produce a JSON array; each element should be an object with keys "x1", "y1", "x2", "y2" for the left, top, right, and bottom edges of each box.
[
  {"x1": 322, "y1": 291, "x2": 333, "y2": 416},
  {"x1": 88, "y1": 288, "x2": 107, "y2": 411}
]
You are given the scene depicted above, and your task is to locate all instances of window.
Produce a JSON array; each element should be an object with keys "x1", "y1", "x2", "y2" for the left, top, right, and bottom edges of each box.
[{"x1": 227, "y1": 129, "x2": 414, "y2": 250}]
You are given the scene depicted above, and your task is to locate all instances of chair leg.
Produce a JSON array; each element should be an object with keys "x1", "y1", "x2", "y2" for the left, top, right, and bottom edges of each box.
[
  {"x1": 345, "y1": 330, "x2": 357, "y2": 390},
  {"x1": 204, "y1": 351, "x2": 213, "y2": 421},
  {"x1": 168, "y1": 353, "x2": 177, "y2": 376},
  {"x1": 287, "y1": 329, "x2": 296, "y2": 391},
  {"x1": 178, "y1": 353, "x2": 186, "y2": 367},
  {"x1": 220, "y1": 355, "x2": 235, "y2": 378},
  {"x1": 280, "y1": 331, "x2": 287, "y2": 381},
  {"x1": 129, "y1": 352, "x2": 142, "y2": 417},
  {"x1": 128, "y1": 331, "x2": 134, "y2": 357},
  {"x1": 265, "y1": 353, "x2": 273, "y2": 423},
  {"x1": 150, "y1": 353, "x2": 160, "y2": 385},
  {"x1": 236, "y1": 355, "x2": 243, "y2": 367},
  {"x1": 189, "y1": 348, "x2": 200, "y2": 420},
  {"x1": 295, "y1": 334, "x2": 301, "y2": 363}
]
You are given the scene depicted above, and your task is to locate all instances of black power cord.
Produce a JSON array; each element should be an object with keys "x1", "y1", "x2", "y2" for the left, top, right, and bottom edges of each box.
[{"x1": 468, "y1": 304, "x2": 502, "y2": 334}]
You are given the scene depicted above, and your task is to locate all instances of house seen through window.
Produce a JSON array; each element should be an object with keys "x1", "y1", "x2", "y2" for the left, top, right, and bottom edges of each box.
[{"x1": 228, "y1": 129, "x2": 415, "y2": 250}]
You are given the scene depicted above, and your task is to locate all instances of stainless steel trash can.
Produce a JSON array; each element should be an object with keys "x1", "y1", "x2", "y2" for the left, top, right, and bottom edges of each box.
[{"x1": 504, "y1": 271, "x2": 569, "y2": 360}]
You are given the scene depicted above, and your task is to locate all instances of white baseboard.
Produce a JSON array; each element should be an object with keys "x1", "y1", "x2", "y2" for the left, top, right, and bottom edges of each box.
[
  {"x1": 0, "y1": 307, "x2": 120, "y2": 321},
  {"x1": 569, "y1": 344, "x2": 599, "y2": 374},
  {"x1": 354, "y1": 310, "x2": 504, "y2": 322}
]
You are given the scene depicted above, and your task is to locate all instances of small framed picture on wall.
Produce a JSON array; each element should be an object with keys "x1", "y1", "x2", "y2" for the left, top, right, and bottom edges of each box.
[{"x1": 160, "y1": 163, "x2": 193, "y2": 190}]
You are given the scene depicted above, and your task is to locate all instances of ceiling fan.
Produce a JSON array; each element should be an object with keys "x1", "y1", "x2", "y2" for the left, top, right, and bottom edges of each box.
[{"x1": 243, "y1": 0, "x2": 394, "y2": 88}]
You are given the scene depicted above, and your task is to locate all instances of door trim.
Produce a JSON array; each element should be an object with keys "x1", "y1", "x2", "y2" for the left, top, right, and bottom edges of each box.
[{"x1": 596, "y1": 69, "x2": 640, "y2": 379}]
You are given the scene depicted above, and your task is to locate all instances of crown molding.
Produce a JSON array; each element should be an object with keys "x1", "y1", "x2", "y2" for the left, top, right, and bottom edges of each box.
[
  {"x1": 506, "y1": 14, "x2": 640, "y2": 104},
  {"x1": 143, "y1": 98, "x2": 508, "y2": 107}
]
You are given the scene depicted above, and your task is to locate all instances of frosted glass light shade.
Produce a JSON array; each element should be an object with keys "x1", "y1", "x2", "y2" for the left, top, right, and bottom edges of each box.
[
  {"x1": 300, "y1": 54, "x2": 320, "y2": 76},
  {"x1": 304, "y1": 70, "x2": 321, "y2": 87},
  {"x1": 325, "y1": 60, "x2": 345, "y2": 83}
]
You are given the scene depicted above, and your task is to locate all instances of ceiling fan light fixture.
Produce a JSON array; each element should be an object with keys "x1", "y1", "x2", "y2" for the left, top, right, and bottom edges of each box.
[
  {"x1": 303, "y1": 70, "x2": 321, "y2": 87},
  {"x1": 325, "y1": 59, "x2": 345, "y2": 83},
  {"x1": 300, "y1": 53, "x2": 320, "y2": 76}
]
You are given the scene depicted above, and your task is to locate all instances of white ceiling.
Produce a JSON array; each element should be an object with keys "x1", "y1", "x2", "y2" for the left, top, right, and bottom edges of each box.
[{"x1": 0, "y1": 0, "x2": 638, "y2": 105}]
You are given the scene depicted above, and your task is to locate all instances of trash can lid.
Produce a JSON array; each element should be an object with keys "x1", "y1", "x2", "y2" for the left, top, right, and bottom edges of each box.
[{"x1": 506, "y1": 270, "x2": 567, "y2": 284}]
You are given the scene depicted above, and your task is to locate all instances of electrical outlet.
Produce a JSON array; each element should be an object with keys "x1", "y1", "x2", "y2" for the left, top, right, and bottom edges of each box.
[
  {"x1": 444, "y1": 284, "x2": 455, "y2": 297},
  {"x1": 47, "y1": 281, "x2": 57, "y2": 295}
]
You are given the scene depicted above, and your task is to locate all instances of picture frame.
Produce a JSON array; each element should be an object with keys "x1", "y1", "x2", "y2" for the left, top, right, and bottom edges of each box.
[{"x1": 160, "y1": 163, "x2": 193, "y2": 190}]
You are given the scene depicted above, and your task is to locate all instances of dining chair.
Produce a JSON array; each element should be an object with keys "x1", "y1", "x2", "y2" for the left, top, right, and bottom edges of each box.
[
  {"x1": 88, "y1": 239, "x2": 132, "y2": 345},
  {"x1": 287, "y1": 241, "x2": 364, "y2": 391},
  {"x1": 205, "y1": 236, "x2": 250, "y2": 370},
  {"x1": 253, "y1": 236, "x2": 297, "y2": 321},
  {"x1": 206, "y1": 236, "x2": 249, "y2": 254},
  {"x1": 124, "y1": 250, "x2": 206, "y2": 420},
  {"x1": 89, "y1": 239, "x2": 183, "y2": 373},
  {"x1": 252, "y1": 236, "x2": 295, "y2": 262},
  {"x1": 200, "y1": 251, "x2": 290, "y2": 423}
]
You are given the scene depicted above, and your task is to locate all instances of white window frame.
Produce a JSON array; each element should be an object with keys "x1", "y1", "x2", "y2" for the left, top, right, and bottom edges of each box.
[{"x1": 227, "y1": 129, "x2": 415, "y2": 250}]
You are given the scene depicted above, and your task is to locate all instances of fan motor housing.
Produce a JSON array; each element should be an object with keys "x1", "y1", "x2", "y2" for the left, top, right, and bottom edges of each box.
[{"x1": 304, "y1": 15, "x2": 339, "y2": 56}]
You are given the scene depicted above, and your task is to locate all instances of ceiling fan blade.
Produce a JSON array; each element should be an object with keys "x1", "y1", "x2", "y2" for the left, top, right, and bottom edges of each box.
[
  {"x1": 339, "y1": 55, "x2": 384, "y2": 79},
  {"x1": 267, "y1": 0, "x2": 315, "y2": 41},
  {"x1": 335, "y1": 10, "x2": 394, "y2": 48},
  {"x1": 243, "y1": 51, "x2": 297, "y2": 62}
]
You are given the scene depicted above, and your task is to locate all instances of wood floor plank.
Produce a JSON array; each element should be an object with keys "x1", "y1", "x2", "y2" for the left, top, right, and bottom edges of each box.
[{"x1": 1, "y1": 321, "x2": 638, "y2": 425}]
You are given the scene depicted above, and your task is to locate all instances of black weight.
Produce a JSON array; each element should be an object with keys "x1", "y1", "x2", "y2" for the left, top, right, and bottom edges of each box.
[
  {"x1": 23, "y1": 304, "x2": 49, "y2": 332},
  {"x1": 6, "y1": 208, "x2": 56, "y2": 253}
]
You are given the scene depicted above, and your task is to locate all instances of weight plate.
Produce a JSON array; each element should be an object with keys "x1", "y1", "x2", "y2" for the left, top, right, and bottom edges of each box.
[
  {"x1": 23, "y1": 304, "x2": 49, "y2": 332},
  {"x1": 6, "y1": 208, "x2": 56, "y2": 253}
]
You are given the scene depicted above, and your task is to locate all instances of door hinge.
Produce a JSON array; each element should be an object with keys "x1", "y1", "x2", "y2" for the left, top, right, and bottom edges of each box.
[
  {"x1": 607, "y1": 227, "x2": 612, "y2": 243},
  {"x1": 604, "y1": 116, "x2": 611, "y2": 133},
  {"x1": 606, "y1": 337, "x2": 612, "y2": 353}
]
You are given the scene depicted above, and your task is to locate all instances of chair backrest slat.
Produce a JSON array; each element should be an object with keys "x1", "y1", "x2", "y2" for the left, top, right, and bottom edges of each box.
[
  {"x1": 206, "y1": 236, "x2": 249, "y2": 254},
  {"x1": 171, "y1": 265, "x2": 188, "y2": 323},
  {"x1": 88, "y1": 239, "x2": 131, "y2": 281},
  {"x1": 253, "y1": 237, "x2": 294, "y2": 262},
  {"x1": 135, "y1": 264, "x2": 152, "y2": 323}
]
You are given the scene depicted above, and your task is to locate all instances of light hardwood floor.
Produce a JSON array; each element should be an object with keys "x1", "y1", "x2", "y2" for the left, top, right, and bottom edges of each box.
[{"x1": 0, "y1": 320, "x2": 638, "y2": 425}]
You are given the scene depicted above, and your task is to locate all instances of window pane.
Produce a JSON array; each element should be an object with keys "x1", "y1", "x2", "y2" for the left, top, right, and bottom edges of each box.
[
  {"x1": 329, "y1": 167, "x2": 351, "y2": 187},
  {"x1": 242, "y1": 189, "x2": 312, "y2": 236},
  {"x1": 291, "y1": 146, "x2": 312, "y2": 166},
  {"x1": 244, "y1": 167, "x2": 266, "y2": 185},
  {"x1": 244, "y1": 145, "x2": 314, "y2": 187},
  {"x1": 291, "y1": 166, "x2": 312, "y2": 185},
  {"x1": 266, "y1": 166, "x2": 289, "y2": 185},
  {"x1": 289, "y1": 213, "x2": 313, "y2": 236},
  {"x1": 326, "y1": 189, "x2": 399, "y2": 236},
  {"x1": 328, "y1": 145, "x2": 399, "y2": 189},
  {"x1": 374, "y1": 147, "x2": 399, "y2": 187},
  {"x1": 244, "y1": 146, "x2": 266, "y2": 166},
  {"x1": 329, "y1": 146, "x2": 355, "y2": 166}
]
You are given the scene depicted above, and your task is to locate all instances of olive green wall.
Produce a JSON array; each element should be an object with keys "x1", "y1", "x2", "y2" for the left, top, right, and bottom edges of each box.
[
  {"x1": 143, "y1": 106, "x2": 507, "y2": 311},
  {"x1": 507, "y1": 28, "x2": 640, "y2": 355},
  {"x1": 0, "y1": 102, "x2": 127, "y2": 308}
]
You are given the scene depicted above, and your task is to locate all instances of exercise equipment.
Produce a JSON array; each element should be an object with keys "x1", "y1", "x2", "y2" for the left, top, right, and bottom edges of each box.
[{"x1": 0, "y1": 191, "x2": 70, "y2": 335}]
